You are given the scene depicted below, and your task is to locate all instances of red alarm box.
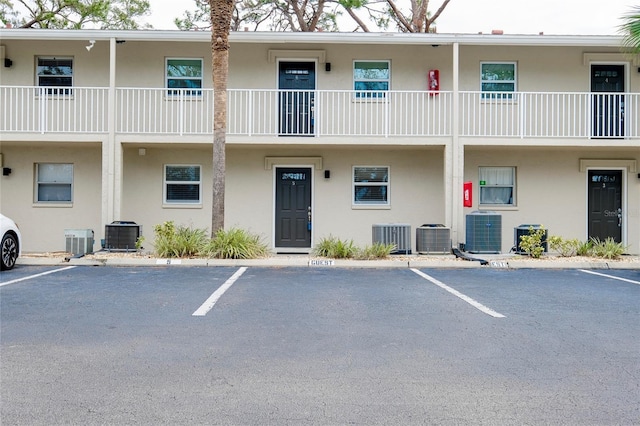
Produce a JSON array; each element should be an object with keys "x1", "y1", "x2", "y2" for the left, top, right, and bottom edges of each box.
[{"x1": 463, "y1": 181, "x2": 473, "y2": 207}]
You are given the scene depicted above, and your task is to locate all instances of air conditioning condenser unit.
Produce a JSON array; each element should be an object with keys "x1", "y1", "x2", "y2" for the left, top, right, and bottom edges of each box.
[
  {"x1": 372, "y1": 223, "x2": 411, "y2": 254},
  {"x1": 514, "y1": 224, "x2": 548, "y2": 254},
  {"x1": 465, "y1": 211, "x2": 501, "y2": 254},
  {"x1": 105, "y1": 221, "x2": 142, "y2": 252},
  {"x1": 416, "y1": 224, "x2": 451, "y2": 254},
  {"x1": 64, "y1": 229, "x2": 94, "y2": 255}
]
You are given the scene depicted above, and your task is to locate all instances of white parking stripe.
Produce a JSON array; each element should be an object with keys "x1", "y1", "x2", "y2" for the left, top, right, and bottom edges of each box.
[
  {"x1": 0, "y1": 266, "x2": 77, "y2": 287},
  {"x1": 411, "y1": 268, "x2": 506, "y2": 318},
  {"x1": 580, "y1": 269, "x2": 640, "y2": 285},
  {"x1": 192, "y1": 267, "x2": 248, "y2": 316}
]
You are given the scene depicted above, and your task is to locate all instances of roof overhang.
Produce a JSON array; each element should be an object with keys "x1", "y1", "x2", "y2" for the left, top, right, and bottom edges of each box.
[{"x1": 0, "y1": 28, "x2": 626, "y2": 48}]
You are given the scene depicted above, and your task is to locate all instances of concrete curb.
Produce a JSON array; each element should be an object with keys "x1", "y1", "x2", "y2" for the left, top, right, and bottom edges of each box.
[
  {"x1": 504, "y1": 260, "x2": 610, "y2": 269},
  {"x1": 18, "y1": 257, "x2": 70, "y2": 266},
  {"x1": 16, "y1": 255, "x2": 640, "y2": 269}
]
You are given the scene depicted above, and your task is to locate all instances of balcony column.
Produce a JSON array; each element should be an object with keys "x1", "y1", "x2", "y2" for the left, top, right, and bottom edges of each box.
[
  {"x1": 105, "y1": 37, "x2": 119, "y2": 226},
  {"x1": 447, "y1": 41, "x2": 464, "y2": 248}
]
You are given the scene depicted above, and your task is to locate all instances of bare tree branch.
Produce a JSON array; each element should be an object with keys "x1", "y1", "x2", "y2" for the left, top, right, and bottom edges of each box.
[
  {"x1": 344, "y1": 5, "x2": 370, "y2": 31},
  {"x1": 426, "y1": 0, "x2": 450, "y2": 30},
  {"x1": 385, "y1": 0, "x2": 413, "y2": 31}
]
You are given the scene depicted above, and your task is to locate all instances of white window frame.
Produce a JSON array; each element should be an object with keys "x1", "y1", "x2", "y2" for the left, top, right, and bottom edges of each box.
[
  {"x1": 352, "y1": 166, "x2": 390, "y2": 207},
  {"x1": 478, "y1": 166, "x2": 516, "y2": 206},
  {"x1": 163, "y1": 164, "x2": 202, "y2": 205},
  {"x1": 35, "y1": 163, "x2": 73, "y2": 204},
  {"x1": 165, "y1": 58, "x2": 203, "y2": 97},
  {"x1": 353, "y1": 60, "x2": 390, "y2": 99},
  {"x1": 36, "y1": 56, "x2": 74, "y2": 96},
  {"x1": 480, "y1": 62, "x2": 517, "y2": 100}
]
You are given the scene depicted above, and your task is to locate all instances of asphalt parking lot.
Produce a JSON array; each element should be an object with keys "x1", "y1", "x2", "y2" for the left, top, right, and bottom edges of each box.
[{"x1": 2, "y1": 265, "x2": 639, "y2": 425}]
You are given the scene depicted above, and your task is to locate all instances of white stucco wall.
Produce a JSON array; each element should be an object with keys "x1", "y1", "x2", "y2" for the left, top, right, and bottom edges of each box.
[
  {"x1": 117, "y1": 145, "x2": 445, "y2": 252},
  {"x1": 0, "y1": 143, "x2": 103, "y2": 252},
  {"x1": 464, "y1": 148, "x2": 640, "y2": 253}
]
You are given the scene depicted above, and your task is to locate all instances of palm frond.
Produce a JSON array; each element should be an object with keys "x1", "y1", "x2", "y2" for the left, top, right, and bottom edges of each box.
[{"x1": 620, "y1": 5, "x2": 640, "y2": 55}]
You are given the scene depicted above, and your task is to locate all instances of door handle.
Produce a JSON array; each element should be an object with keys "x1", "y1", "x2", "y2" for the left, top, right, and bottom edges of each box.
[{"x1": 618, "y1": 208, "x2": 622, "y2": 227}]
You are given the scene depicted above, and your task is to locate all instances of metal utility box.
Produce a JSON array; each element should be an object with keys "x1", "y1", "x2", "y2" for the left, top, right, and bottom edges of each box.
[
  {"x1": 514, "y1": 224, "x2": 548, "y2": 254},
  {"x1": 104, "y1": 221, "x2": 142, "y2": 252},
  {"x1": 465, "y1": 211, "x2": 502, "y2": 254},
  {"x1": 64, "y1": 229, "x2": 94, "y2": 255},
  {"x1": 372, "y1": 223, "x2": 412, "y2": 254},
  {"x1": 416, "y1": 224, "x2": 451, "y2": 254}
]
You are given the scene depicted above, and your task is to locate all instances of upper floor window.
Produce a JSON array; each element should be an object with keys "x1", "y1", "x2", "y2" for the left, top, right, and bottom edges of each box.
[
  {"x1": 36, "y1": 163, "x2": 73, "y2": 203},
  {"x1": 164, "y1": 165, "x2": 202, "y2": 204},
  {"x1": 353, "y1": 166, "x2": 389, "y2": 205},
  {"x1": 354, "y1": 61, "x2": 390, "y2": 98},
  {"x1": 37, "y1": 57, "x2": 73, "y2": 95},
  {"x1": 166, "y1": 58, "x2": 203, "y2": 96},
  {"x1": 479, "y1": 166, "x2": 516, "y2": 206},
  {"x1": 481, "y1": 62, "x2": 516, "y2": 99}
]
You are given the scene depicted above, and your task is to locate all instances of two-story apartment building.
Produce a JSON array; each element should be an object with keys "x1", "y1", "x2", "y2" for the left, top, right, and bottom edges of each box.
[{"x1": 0, "y1": 28, "x2": 638, "y2": 254}]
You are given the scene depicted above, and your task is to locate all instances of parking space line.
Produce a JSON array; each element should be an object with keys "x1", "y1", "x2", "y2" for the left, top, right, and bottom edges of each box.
[
  {"x1": 192, "y1": 267, "x2": 248, "y2": 316},
  {"x1": 411, "y1": 268, "x2": 505, "y2": 318},
  {"x1": 0, "y1": 266, "x2": 77, "y2": 287},
  {"x1": 580, "y1": 269, "x2": 640, "y2": 285}
]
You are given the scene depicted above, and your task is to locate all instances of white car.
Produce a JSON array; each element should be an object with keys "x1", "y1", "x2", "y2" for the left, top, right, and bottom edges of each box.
[{"x1": 1, "y1": 214, "x2": 22, "y2": 270}]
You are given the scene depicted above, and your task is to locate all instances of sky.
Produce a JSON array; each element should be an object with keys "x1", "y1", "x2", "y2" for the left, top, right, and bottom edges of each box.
[{"x1": 144, "y1": 0, "x2": 636, "y2": 35}]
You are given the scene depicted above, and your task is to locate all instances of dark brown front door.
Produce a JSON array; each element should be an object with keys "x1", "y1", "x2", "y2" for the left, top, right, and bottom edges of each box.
[
  {"x1": 588, "y1": 170, "x2": 622, "y2": 243},
  {"x1": 591, "y1": 65, "x2": 625, "y2": 138},
  {"x1": 275, "y1": 167, "x2": 312, "y2": 248}
]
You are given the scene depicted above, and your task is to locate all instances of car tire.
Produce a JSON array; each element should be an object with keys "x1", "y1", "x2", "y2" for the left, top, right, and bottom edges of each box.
[{"x1": 1, "y1": 233, "x2": 19, "y2": 270}]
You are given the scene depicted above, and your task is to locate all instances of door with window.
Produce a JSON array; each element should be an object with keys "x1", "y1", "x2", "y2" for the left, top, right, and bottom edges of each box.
[
  {"x1": 278, "y1": 62, "x2": 315, "y2": 136},
  {"x1": 275, "y1": 167, "x2": 312, "y2": 248},
  {"x1": 588, "y1": 170, "x2": 622, "y2": 243},
  {"x1": 591, "y1": 65, "x2": 625, "y2": 138}
]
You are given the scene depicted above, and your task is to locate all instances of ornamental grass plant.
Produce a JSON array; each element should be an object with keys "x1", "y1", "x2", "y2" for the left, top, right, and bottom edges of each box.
[
  {"x1": 205, "y1": 227, "x2": 270, "y2": 259},
  {"x1": 313, "y1": 236, "x2": 395, "y2": 259},
  {"x1": 153, "y1": 222, "x2": 269, "y2": 259},
  {"x1": 153, "y1": 221, "x2": 208, "y2": 258}
]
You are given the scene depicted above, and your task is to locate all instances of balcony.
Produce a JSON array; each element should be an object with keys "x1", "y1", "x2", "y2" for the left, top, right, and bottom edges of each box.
[
  {"x1": 1, "y1": 86, "x2": 638, "y2": 140},
  {"x1": 1, "y1": 86, "x2": 109, "y2": 133}
]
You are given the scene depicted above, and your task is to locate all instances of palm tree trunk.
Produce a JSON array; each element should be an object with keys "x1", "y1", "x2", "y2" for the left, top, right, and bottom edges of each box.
[{"x1": 210, "y1": 0, "x2": 234, "y2": 236}]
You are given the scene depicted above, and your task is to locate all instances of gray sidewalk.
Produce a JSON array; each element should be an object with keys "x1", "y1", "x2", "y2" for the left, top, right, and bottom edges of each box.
[{"x1": 16, "y1": 252, "x2": 640, "y2": 270}]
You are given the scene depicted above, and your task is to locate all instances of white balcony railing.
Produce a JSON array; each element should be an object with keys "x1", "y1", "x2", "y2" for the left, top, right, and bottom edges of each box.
[
  {"x1": 460, "y1": 91, "x2": 638, "y2": 138},
  {"x1": 1, "y1": 86, "x2": 638, "y2": 140},
  {"x1": 116, "y1": 88, "x2": 214, "y2": 135},
  {"x1": 113, "y1": 88, "x2": 453, "y2": 137},
  {"x1": 0, "y1": 86, "x2": 108, "y2": 133},
  {"x1": 228, "y1": 89, "x2": 453, "y2": 137}
]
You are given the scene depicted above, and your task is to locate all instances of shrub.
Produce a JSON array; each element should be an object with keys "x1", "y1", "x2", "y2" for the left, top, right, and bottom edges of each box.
[
  {"x1": 313, "y1": 236, "x2": 357, "y2": 259},
  {"x1": 153, "y1": 221, "x2": 208, "y2": 258},
  {"x1": 153, "y1": 222, "x2": 270, "y2": 259},
  {"x1": 589, "y1": 237, "x2": 626, "y2": 260},
  {"x1": 135, "y1": 235, "x2": 146, "y2": 251},
  {"x1": 548, "y1": 235, "x2": 580, "y2": 257},
  {"x1": 576, "y1": 239, "x2": 595, "y2": 256},
  {"x1": 205, "y1": 227, "x2": 270, "y2": 259},
  {"x1": 355, "y1": 242, "x2": 396, "y2": 260},
  {"x1": 518, "y1": 225, "x2": 547, "y2": 258}
]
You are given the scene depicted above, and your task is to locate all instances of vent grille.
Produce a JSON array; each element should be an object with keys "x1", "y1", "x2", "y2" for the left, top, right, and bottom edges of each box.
[
  {"x1": 64, "y1": 229, "x2": 94, "y2": 255},
  {"x1": 372, "y1": 223, "x2": 411, "y2": 254},
  {"x1": 465, "y1": 212, "x2": 502, "y2": 254},
  {"x1": 105, "y1": 221, "x2": 141, "y2": 252},
  {"x1": 416, "y1": 225, "x2": 451, "y2": 254}
]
